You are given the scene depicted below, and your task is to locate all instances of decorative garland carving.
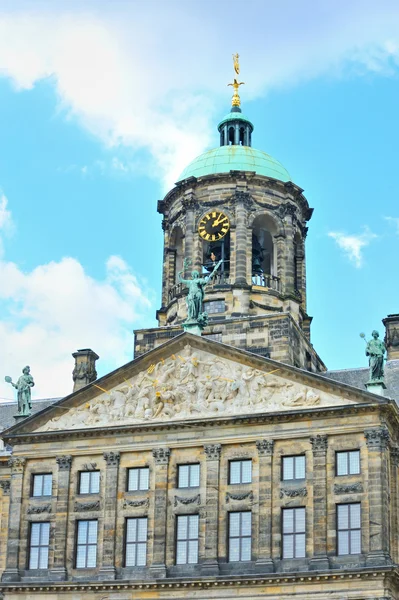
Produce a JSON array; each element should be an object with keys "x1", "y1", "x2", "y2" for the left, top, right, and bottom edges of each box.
[
  {"x1": 256, "y1": 439, "x2": 274, "y2": 456},
  {"x1": 56, "y1": 455, "x2": 72, "y2": 471},
  {"x1": 280, "y1": 487, "x2": 307, "y2": 499},
  {"x1": 204, "y1": 444, "x2": 221, "y2": 461},
  {"x1": 28, "y1": 503, "x2": 52, "y2": 514},
  {"x1": 152, "y1": 448, "x2": 170, "y2": 465},
  {"x1": 334, "y1": 482, "x2": 363, "y2": 495},
  {"x1": 0, "y1": 480, "x2": 11, "y2": 495},
  {"x1": 123, "y1": 498, "x2": 149, "y2": 509},
  {"x1": 103, "y1": 451, "x2": 120, "y2": 467},
  {"x1": 310, "y1": 434, "x2": 328, "y2": 455},
  {"x1": 82, "y1": 462, "x2": 97, "y2": 471},
  {"x1": 365, "y1": 427, "x2": 390, "y2": 450},
  {"x1": 226, "y1": 491, "x2": 254, "y2": 503},
  {"x1": 8, "y1": 457, "x2": 26, "y2": 473},
  {"x1": 74, "y1": 500, "x2": 100, "y2": 512},
  {"x1": 174, "y1": 494, "x2": 201, "y2": 507}
]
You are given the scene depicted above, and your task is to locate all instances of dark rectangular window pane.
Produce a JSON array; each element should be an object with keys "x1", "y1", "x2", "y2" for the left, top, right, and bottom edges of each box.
[
  {"x1": 229, "y1": 460, "x2": 252, "y2": 484},
  {"x1": 337, "y1": 503, "x2": 361, "y2": 555},
  {"x1": 128, "y1": 467, "x2": 149, "y2": 491},
  {"x1": 282, "y1": 508, "x2": 306, "y2": 558},
  {"x1": 125, "y1": 518, "x2": 148, "y2": 566},
  {"x1": 29, "y1": 522, "x2": 50, "y2": 569},
  {"x1": 176, "y1": 515, "x2": 199, "y2": 564},
  {"x1": 178, "y1": 464, "x2": 200, "y2": 488},
  {"x1": 228, "y1": 511, "x2": 252, "y2": 562},
  {"x1": 76, "y1": 520, "x2": 97, "y2": 568}
]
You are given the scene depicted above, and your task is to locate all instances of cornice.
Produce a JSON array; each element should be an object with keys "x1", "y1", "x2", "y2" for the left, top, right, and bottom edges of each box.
[{"x1": 0, "y1": 566, "x2": 395, "y2": 594}]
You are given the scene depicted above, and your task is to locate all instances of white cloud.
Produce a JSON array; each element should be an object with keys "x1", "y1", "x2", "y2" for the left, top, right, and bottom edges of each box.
[
  {"x1": 0, "y1": 200, "x2": 154, "y2": 402},
  {"x1": 384, "y1": 216, "x2": 399, "y2": 234},
  {"x1": 1, "y1": 3, "x2": 399, "y2": 189},
  {"x1": 328, "y1": 227, "x2": 377, "y2": 267}
]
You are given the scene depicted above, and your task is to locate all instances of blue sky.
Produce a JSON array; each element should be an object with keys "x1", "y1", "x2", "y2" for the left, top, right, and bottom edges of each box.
[{"x1": 0, "y1": 0, "x2": 399, "y2": 399}]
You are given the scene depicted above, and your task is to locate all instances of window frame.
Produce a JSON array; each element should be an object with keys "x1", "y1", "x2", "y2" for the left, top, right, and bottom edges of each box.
[
  {"x1": 78, "y1": 470, "x2": 100, "y2": 495},
  {"x1": 336, "y1": 502, "x2": 361, "y2": 556},
  {"x1": 28, "y1": 521, "x2": 50, "y2": 570},
  {"x1": 31, "y1": 473, "x2": 53, "y2": 497},
  {"x1": 281, "y1": 455, "x2": 306, "y2": 482},
  {"x1": 228, "y1": 511, "x2": 252, "y2": 562},
  {"x1": 177, "y1": 463, "x2": 200, "y2": 489},
  {"x1": 335, "y1": 450, "x2": 360, "y2": 477},
  {"x1": 281, "y1": 507, "x2": 306, "y2": 559},
  {"x1": 75, "y1": 519, "x2": 98, "y2": 569},
  {"x1": 124, "y1": 517, "x2": 148, "y2": 567},
  {"x1": 228, "y1": 459, "x2": 252, "y2": 485},
  {"x1": 175, "y1": 514, "x2": 199, "y2": 565},
  {"x1": 127, "y1": 467, "x2": 150, "y2": 492}
]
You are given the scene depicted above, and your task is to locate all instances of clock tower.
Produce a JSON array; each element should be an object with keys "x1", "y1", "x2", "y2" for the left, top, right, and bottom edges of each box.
[{"x1": 134, "y1": 61, "x2": 325, "y2": 373}]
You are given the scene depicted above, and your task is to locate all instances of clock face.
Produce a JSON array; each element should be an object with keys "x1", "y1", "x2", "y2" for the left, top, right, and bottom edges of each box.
[{"x1": 198, "y1": 211, "x2": 230, "y2": 242}]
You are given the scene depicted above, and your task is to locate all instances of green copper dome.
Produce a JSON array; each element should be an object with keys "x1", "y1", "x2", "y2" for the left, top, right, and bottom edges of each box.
[{"x1": 177, "y1": 145, "x2": 291, "y2": 183}]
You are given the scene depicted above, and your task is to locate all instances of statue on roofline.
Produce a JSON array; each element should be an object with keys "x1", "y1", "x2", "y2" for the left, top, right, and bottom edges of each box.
[
  {"x1": 178, "y1": 258, "x2": 222, "y2": 329},
  {"x1": 360, "y1": 330, "x2": 386, "y2": 383},
  {"x1": 5, "y1": 365, "x2": 34, "y2": 417}
]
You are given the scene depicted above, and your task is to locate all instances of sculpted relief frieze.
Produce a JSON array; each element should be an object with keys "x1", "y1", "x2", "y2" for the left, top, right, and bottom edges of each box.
[{"x1": 38, "y1": 344, "x2": 355, "y2": 432}]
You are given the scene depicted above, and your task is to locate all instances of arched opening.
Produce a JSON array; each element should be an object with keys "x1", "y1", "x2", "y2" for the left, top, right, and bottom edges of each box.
[
  {"x1": 169, "y1": 226, "x2": 184, "y2": 285},
  {"x1": 251, "y1": 214, "x2": 278, "y2": 289},
  {"x1": 228, "y1": 126, "x2": 235, "y2": 145},
  {"x1": 239, "y1": 127, "x2": 245, "y2": 145},
  {"x1": 202, "y1": 232, "x2": 230, "y2": 285}
]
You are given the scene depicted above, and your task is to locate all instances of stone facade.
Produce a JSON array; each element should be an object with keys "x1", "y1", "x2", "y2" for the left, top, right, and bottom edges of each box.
[{"x1": 0, "y1": 335, "x2": 399, "y2": 599}]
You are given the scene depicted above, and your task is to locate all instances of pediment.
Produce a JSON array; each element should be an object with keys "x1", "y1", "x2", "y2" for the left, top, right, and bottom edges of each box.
[{"x1": 24, "y1": 337, "x2": 372, "y2": 434}]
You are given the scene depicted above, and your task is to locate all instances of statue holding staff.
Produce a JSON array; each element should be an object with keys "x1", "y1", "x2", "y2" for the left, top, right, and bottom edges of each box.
[
  {"x1": 360, "y1": 331, "x2": 386, "y2": 383},
  {"x1": 178, "y1": 258, "x2": 222, "y2": 324},
  {"x1": 5, "y1": 366, "x2": 34, "y2": 417}
]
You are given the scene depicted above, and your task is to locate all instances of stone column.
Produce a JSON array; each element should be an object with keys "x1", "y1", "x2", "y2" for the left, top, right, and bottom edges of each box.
[
  {"x1": 255, "y1": 439, "x2": 274, "y2": 572},
  {"x1": 100, "y1": 451, "x2": 120, "y2": 579},
  {"x1": 365, "y1": 427, "x2": 391, "y2": 566},
  {"x1": 72, "y1": 348, "x2": 99, "y2": 392},
  {"x1": 274, "y1": 234, "x2": 286, "y2": 293},
  {"x1": 201, "y1": 444, "x2": 221, "y2": 575},
  {"x1": 1, "y1": 457, "x2": 26, "y2": 582},
  {"x1": 150, "y1": 447, "x2": 170, "y2": 578},
  {"x1": 390, "y1": 446, "x2": 399, "y2": 564},
  {"x1": 234, "y1": 192, "x2": 249, "y2": 286},
  {"x1": 283, "y1": 213, "x2": 296, "y2": 296},
  {"x1": 182, "y1": 192, "x2": 197, "y2": 270},
  {"x1": 309, "y1": 435, "x2": 329, "y2": 570},
  {"x1": 50, "y1": 455, "x2": 72, "y2": 581},
  {"x1": 0, "y1": 479, "x2": 11, "y2": 576}
]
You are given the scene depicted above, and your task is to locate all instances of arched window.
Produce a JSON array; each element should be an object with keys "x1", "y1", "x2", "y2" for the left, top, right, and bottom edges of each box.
[
  {"x1": 202, "y1": 232, "x2": 230, "y2": 285},
  {"x1": 239, "y1": 127, "x2": 245, "y2": 145},
  {"x1": 251, "y1": 214, "x2": 278, "y2": 289},
  {"x1": 228, "y1": 126, "x2": 235, "y2": 145},
  {"x1": 169, "y1": 226, "x2": 184, "y2": 285}
]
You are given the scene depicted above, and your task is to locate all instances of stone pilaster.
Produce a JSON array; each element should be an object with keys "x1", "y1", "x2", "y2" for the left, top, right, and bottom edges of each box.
[
  {"x1": 182, "y1": 192, "x2": 198, "y2": 269},
  {"x1": 390, "y1": 446, "x2": 399, "y2": 563},
  {"x1": 150, "y1": 447, "x2": 170, "y2": 578},
  {"x1": 365, "y1": 427, "x2": 391, "y2": 566},
  {"x1": 99, "y1": 451, "x2": 120, "y2": 579},
  {"x1": 201, "y1": 444, "x2": 221, "y2": 575},
  {"x1": 309, "y1": 435, "x2": 329, "y2": 570},
  {"x1": 255, "y1": 439, "x2": 274, "y2": 572},
  {"x1": 50, "y1": 455, "x2": 72, "y2": 581},
  {"x1": 234, "y1": 192, "x2": 249, "y2": 286},
  {"x1": 283, "y1": 213, "x2": 296, "y2": 296},
  {"x1": 1, "y1": 457, "x2": 26, "y2": 582}
]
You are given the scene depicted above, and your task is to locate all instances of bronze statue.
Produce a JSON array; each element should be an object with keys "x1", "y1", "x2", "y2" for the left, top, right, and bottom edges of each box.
[
  {"x1": 361, "y1": 331, "x2": 386, "y2": 383},
  {"x1": 5, "y1": 366, "x2": 34, "y2": 417},
  {"x1": 178, "y1": 258, "x2": 222, "y2": 325}
]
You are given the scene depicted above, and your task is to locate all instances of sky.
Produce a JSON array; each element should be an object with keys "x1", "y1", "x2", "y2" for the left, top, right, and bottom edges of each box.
[{"x1": 0, "y1": 0, "x2": 399, "y2": 400}]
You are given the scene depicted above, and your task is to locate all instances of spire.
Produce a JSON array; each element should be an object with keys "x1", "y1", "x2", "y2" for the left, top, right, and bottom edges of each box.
[{"x1": 218, "y1": 54, "x2": 253, "y2": 147}]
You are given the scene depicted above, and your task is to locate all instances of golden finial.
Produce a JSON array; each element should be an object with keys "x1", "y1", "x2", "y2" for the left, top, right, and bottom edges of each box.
[{"x1": 228, "y1": 53, "x2": 244, "y2": 107}]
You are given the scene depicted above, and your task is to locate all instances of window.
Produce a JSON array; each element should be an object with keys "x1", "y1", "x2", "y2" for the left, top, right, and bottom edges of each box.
[
  {"x1": 178, "y1": 464, "x2": 200, "y2": 488},
  {"x1": 229, "y1": 460, "x2": 252, "y2": 485},
  {"x1": 32, "y1": 474, "x2": 52, "y2": 497},
  {"x1": 228, "y1": 511, "x2": 252, "y2": 562},
  {"x1": 29, "y1": 522, "x2": 50, "y2": 569},
  {"x1": 282, "y1": 456, "x2": 306, "y2": 481},
  {"x1": 176, "y1": 514, "x2": 199, "y2": 564},
  {"x1": 76, "y1": 520, "x2": 98, "y2": 568},
  {"x1": 79, "y1": 471, "x2": 100, "y2": 494},
  {"x1": 125, "y1": 518, "x2": 147, "y2": 566},
  {"x1": 282, "y1": 508, "x2": 306, "y2": 558},
  {"x1": 204, "y1": 300, "x2": 225, "y2": 314},
  {"x1": 337, "y1": 503, "x2": 361, "y2": 555},
  {"x1": 127, "y1": 467, "x2": 149, "y2": 491},
  {"x1": 336, "y1": 451, "x2": 360, "y2": 476}
]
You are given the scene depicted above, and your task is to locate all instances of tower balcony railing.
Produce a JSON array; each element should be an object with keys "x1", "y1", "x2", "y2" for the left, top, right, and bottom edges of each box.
[{"x1": 251, "y1": 273, "x2": 281, "y2": 292}]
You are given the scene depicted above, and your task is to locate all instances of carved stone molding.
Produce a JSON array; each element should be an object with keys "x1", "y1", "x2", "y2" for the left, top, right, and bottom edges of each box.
[
  {"x1": 204, "y1": 444, "x2": 221, "y2": 461},
  {"x1": 391, "y1": 446, "x2": 399, "y2": 467},
  {"x1": 103, "y1": 451, "x2": 120, "y2": 467},
  {"x1": 56, "y1": 455, "x2": 72, "y2": 471},
  {"x1": 226, "y1": 491, "x2": 254, "y2": 503},
  {"x1": 123, "y1": 498, "x2": 149, "y2": 509},
  {"x1": 27, "y1": 503, "x2": 52, "y2": 514},
  {"x1": 364, "y1": 427, "x2": 390, "y2": 450},
  {"x1": 310, "y1": 434, "x2": 328, "y2": 455},
  {"x1": 280, "y1": 487, "x2": 307, "y2": 499},
  {"x1": 334, "y1": 482, "x2": 363, "y2": 495},
  {"x1": 0, "y1": 480, "x2": 10, "y2": 495},
  {"x1": 82, "y1": 462, "x2": 97, "y2": 471},
  {"x1": 8, "y1": 457, "x2": 26, "y2": 473},
  {"x1": 74, "y1": 500, "x2": 100, "y2": 512},
  {"x1": 174, "y1": 494, "x2": 201, "y2": 507},
  {"x1": 234, "y1": 191, "x2": 253, "y2": 210},
  {"x1": 256, "y1": 439, "x2": 274, "y2": 456},
  {"x1": 152, "y1": 447, "x2": 170, "y2": 465}
]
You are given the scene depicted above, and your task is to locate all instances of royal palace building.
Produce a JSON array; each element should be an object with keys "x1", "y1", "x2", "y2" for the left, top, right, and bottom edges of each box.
[{"x1": 1, "y1": 63, "x2": 399, "y2": 600}]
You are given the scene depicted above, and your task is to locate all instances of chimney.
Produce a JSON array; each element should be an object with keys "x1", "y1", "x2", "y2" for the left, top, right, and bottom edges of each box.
[
  {"x1": 382, "y1": 314, "x2": 399, "y2": 361},
  {"x1": 72, "y1": 349, "x2": 99, "y2": 392}
]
